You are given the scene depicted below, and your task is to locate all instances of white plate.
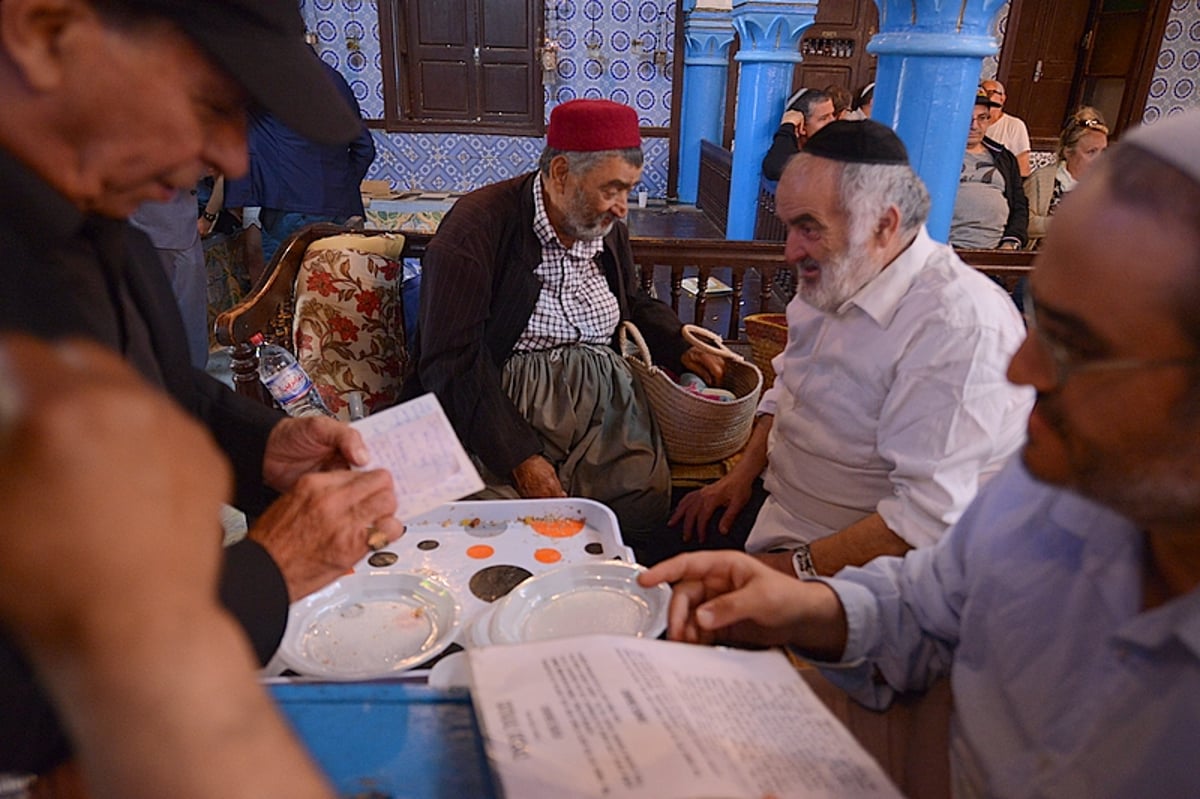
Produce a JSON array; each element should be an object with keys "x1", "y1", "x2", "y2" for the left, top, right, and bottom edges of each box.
[
  {"x1": 459, "y1": 603, "x2": 498, "y2": 649},
  {"x1": 278, "y1": 571, "x2": 461, "y2": 681},
  {"x1": 489, "y1": 561, "x2": 669, "y2": 645},
  {"x1": 427, "y1": 650, "x2": 472, "y2": 689}
]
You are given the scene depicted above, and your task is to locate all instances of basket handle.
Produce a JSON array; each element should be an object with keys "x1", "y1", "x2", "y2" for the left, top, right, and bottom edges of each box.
[
  {"x1": 682, "y1": 324, "x2": 746, "y2": 363},
  {"x1": 618, "y1": 321, "x2": 654, "y2": 367}
]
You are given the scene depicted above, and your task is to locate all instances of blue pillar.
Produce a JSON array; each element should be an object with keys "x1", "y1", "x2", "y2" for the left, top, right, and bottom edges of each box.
[
  {"x1": 868, "y1": 0, "x2": 1008, "y2": 242},
  {"x1": 677, "y1": 7, "x2": 735, "y2": 204},
  {"x1": 726, "y1": 0, "x2": 817, "y2": 240}
]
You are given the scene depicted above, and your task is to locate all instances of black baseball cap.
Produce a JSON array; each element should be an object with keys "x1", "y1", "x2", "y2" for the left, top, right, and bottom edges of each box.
[
  {"x1": 122, "y1": 0, "x2": 361, "y2": 144},
  {"x1": 974, "y1": 90, "x2": 1002, "y2": 109}
]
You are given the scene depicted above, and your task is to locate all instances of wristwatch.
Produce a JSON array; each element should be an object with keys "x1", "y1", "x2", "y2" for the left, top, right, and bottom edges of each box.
[
  {"x1": 200, "y1": 210, "x2": 218, "y2": 222},
  {"x1": 791, "y1": 543, "x2": 817, "y2": 578}
]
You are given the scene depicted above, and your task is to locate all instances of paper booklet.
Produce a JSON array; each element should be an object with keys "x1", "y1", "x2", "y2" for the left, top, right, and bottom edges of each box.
[
  {"x1": 350, "y1": 392, "x2": 484, "y2": 521},
  {"x1": 468, "y1": 635, "x2": 902, "y2": 799}
]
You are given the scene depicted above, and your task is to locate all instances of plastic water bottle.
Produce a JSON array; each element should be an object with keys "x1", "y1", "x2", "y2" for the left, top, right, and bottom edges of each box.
[{"x1": 250, "y1": 333, "x2": 332, "y2": 417}]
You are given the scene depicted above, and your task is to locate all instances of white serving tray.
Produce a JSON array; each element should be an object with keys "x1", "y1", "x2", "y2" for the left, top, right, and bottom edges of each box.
[{"x1": 273, "y1": 498, "x2": 633, "y2": 678}]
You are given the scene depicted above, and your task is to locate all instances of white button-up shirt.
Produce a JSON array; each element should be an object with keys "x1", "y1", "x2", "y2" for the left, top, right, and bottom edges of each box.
[{"x1": 746, "y1": 226, "x2": 1033, "y2": 552}]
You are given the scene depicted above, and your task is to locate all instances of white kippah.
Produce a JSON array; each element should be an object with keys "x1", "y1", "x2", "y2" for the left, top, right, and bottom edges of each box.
[{"x1": 1123, "y1": 108, "x2": 1200, "y2": 187}]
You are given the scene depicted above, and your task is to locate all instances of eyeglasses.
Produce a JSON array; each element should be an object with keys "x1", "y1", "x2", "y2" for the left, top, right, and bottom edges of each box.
[{"x1": 1023, "y1": 293, "x2": 1200, "y2": 387}]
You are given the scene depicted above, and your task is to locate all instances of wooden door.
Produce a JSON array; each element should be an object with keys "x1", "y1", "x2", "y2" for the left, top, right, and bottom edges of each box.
[
  {"x1": 1076, "y1": 0, "x2": 1168, "y2": 135},
  {"x1": 999, "y1": 0, "x2": 1093, "y2": 148},
  {"x1": 997, "y1": 0, "x2": 1172, "y2": 148}
]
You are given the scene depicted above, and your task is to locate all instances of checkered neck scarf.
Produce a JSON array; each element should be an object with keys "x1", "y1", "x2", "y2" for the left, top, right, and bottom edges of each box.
[{"x1": 513, "y1": 174, "x2": 621, "y2": 352}]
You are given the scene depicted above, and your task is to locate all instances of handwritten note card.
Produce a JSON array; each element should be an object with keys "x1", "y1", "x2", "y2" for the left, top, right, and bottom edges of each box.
[
  {"x1": 469, "y1": 635, "x2": 902, "y2": 799},
  {"x1": 351, "y1": 393, "x2": 484, "y2": 521}
]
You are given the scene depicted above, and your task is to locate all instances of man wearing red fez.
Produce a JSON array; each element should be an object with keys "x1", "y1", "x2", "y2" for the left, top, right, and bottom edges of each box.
[{"x1": 406, "y1": 99, "x2": 724, "y2": 547}]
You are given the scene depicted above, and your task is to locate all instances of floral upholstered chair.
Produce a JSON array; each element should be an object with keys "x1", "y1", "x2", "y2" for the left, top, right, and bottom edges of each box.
[
  {"x1": 214, "y1": 224, "x2": 432, "y2": 417},
  {"x1": 293, "y1": 234, "x2": 409, "y2": 418}
]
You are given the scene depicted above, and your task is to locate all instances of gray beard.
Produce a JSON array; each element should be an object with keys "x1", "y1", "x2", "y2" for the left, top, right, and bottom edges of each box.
[{"x1": 796, "y1": 230, "x2": 884, "y2": 313}]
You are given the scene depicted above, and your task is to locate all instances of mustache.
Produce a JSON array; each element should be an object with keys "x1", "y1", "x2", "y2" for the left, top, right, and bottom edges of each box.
[{"x1": 1033, "y1": 392, "x2": 1068, "y2": 435}]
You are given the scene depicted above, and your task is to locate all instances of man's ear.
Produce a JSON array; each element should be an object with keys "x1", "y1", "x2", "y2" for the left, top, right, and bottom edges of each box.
[
  {"x1": 548, "y1": 154, "x2": 571, "y2": 192},
  {"x1": 0, "y1": 0, "x2": 87, "y2": 93},
  {"x1": 875, "y1": 205, "x2": 902, "y2": 246}
]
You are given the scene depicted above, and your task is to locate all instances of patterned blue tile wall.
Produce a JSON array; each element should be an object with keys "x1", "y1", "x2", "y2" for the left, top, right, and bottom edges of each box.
[
  {"x1": 302, "y1": 0, "x2": 676, "y2": 196},
  {"x1": 303, "y1": 0, "x2": 1197, "y2": 196},
  {"x1": 1146, "y1": 0, "x2": 1200, "y2": 122}
]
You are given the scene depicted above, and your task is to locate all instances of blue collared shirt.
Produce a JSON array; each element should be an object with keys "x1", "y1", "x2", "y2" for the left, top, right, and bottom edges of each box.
[
  {"x1": 224, "y1": 62, "x2": 374, "y2": 217},
  {"x1": 816, "y1": 458, "x2": 1200, "y2": 797}
]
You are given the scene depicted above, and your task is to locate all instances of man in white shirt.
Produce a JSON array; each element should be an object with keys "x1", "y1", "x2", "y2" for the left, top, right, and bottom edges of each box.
[
  {"x1": 981, "y1": 79, "x2": 1032, "y2": 177},
  {"x1": 640, "y1": 107, "x2": 1200, "y2": 799},
  {"x1": 666, "y1": 120, "x2": 1032, "y2": 577}
]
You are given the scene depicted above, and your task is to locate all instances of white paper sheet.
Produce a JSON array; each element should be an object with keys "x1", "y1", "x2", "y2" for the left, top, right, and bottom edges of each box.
[
  {"x1": 350, "y1": 393, "x2": 484, "y2": 521},
  {"x1": 469, "y1": 635, "x2": 902, "y2": 799}
]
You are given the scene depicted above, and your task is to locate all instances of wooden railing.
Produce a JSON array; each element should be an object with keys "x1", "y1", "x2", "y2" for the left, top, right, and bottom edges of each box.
[
  {"x1": 630, "y1": 236, "x2": 1034, "y2": 342},
  {"x1": 216, "y1": 226, "x2": 1032, "y2": 407}
]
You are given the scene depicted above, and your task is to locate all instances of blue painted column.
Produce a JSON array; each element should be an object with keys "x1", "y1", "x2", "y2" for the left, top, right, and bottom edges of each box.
[
  {"x1": 726, "y1": 0, "x2": 817, "y2": 240},
  {"x1": 868, "y1": 0, "x2": 1008, "y2": 242},
  {"x1": 677, "y1": 5, "x2": 735, "y2": 204}
]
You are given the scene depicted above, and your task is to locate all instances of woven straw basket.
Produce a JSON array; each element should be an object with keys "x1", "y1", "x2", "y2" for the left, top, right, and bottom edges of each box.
[
  {"x1": 620, "y1": 322, "x2": 762, "y2": 465},
  {"x1": 744, "y1": 312, "x2": 788, "y2": 388}
]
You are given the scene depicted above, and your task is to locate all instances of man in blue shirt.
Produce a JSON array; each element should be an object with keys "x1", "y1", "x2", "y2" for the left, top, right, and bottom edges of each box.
[
  {"x1": 641, "y1": 108, "x2": 1200, "y2": 797},
  {"x1": 226, "y1": 60, "x2": 375, "y2": 264}
]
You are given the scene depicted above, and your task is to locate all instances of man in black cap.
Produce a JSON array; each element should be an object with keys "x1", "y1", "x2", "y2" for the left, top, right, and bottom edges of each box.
[
  {"x1": 665, "y1": 120, "x2": 1032, "y2": 577},
  {"x1": 949, "y1": 91, "x2": 1029, "y2": 249},
  {"x1": 0, "y1": 0, "x2": 402, "y2": 780}
]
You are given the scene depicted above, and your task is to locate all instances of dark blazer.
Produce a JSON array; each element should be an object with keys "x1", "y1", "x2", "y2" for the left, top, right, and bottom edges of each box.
[
  {"x1": 761, "y1": 122, "x2": 801, "y2": 181},
  {"x1": 405, "y1": 171, "x2": 690, "y2": 479},
  {"x1": 981, "y1": 136, "x2": 1030, "y2": 248},
  {"x1": 0, "y1": 148, "x2": 290, "y2": 773}
]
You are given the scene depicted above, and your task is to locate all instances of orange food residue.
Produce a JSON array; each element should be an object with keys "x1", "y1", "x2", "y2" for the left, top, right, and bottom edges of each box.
[
  {"x1": 525, "y1": 517, "x2": 586, "y2": 538},
  {"x1": 466, "y1": 544, "x2": 495, "y2": 559},
  {"x1": 534, "y1": 548, "x2": 562, "y2": 564}
]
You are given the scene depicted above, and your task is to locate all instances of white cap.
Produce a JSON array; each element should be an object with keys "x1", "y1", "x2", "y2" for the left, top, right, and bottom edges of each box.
[{"x1": 1123, "y1": 109, "x2": 1200, "y2": 187}]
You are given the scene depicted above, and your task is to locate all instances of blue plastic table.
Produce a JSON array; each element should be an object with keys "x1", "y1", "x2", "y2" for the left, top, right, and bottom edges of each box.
[{"x1": 271, "y1": 682, "x2": 499, "y2": 799}]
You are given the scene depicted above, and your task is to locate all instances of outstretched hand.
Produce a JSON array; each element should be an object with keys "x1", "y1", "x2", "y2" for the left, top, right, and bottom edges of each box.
[{"x1": 637, "y1": 551, "x2": 847, "y2": 660}]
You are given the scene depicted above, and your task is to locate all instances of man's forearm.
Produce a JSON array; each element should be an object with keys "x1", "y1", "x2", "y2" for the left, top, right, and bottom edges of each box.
[
  {"x1": 809, "y1": 512, "x2": 912, "y2": 576},
  {"x1": 729, "y1": 414, "x2": 773, "y2": 481},
  {"x1": 30, "y1": 610, "x2": 333, "y2": 799}
]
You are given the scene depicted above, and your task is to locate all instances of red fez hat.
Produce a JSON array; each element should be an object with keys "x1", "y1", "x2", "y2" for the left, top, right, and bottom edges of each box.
[{"x1": 547, "y1": 99, "x2": 641, "y2": 151}]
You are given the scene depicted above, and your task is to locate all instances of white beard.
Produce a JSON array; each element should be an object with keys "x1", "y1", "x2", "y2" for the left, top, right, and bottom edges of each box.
[{"x1": 796, "y1": 222, "x2": 884, "y2": 313}]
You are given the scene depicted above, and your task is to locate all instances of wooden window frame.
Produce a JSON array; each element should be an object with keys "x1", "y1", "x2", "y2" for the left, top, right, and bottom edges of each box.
[{"x1": 378, "y1": 0, "x2": 545, "y2": 136}]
